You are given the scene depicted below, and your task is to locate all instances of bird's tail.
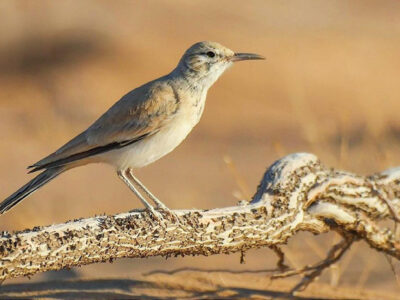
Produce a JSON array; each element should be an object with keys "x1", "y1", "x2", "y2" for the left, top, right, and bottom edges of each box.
[{"x1": 0, "y1": 167, "x2": 65, "y2": 214}]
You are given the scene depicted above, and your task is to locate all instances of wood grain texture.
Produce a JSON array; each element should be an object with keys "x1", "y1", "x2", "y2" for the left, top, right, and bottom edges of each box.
[{"x1": 1, "y1": 153, "x2": 400, "y2": 291}]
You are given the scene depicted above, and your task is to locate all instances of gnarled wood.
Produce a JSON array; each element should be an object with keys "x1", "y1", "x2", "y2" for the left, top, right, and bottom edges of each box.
[{"x1": 1, "y1": 153, "x2": 400, "y2": 291}]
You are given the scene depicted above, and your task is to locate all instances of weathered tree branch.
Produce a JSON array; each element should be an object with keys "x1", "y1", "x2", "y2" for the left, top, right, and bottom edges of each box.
[{"x1": 1, "y1": 153, "x2": 400, "y2": 291}]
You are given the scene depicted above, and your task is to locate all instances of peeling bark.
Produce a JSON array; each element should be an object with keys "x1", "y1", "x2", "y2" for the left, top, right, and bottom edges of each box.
[{"x1": 1, "y1": 153, "x2": 400, "y2": 289}]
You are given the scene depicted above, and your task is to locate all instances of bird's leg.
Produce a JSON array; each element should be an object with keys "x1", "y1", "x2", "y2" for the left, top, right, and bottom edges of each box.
[
  {"x1": 127, "y1": 170, "x2": 168, "y2": 209},
  {"x1": 127, "y1": 169, "x2": 179, "y2": 222},
  {"x1": 117, "y1": 169, "x2": 163, "y2": 221}
]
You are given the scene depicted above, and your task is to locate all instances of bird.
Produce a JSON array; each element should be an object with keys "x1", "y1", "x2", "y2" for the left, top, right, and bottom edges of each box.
[{"x1": 0, "y1": 41, "x2": 264, "y2": 220}]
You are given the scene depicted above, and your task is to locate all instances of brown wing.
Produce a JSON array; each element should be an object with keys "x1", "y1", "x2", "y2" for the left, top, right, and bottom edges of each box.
[{"x1": 28, "y1": 79, "x2": 179, "y2": 172}]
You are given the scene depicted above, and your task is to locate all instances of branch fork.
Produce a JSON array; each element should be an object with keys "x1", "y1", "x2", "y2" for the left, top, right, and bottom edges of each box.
[{"x1": 1, "y1": 153, "x2": 399, "y2": 292}]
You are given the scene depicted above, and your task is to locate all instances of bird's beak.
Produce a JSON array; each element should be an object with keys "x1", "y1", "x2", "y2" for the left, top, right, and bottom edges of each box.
[{"x1": 230, "y1": 53, "x2": 265, "y2": 62}]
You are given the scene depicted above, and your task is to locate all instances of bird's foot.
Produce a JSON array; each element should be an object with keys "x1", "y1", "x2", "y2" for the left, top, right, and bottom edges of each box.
[
  {"x1": 143, "y1": 203, "x2": 180, "y2": 224},
  {"x1": 144, "y1": 205, "x2": 165, "y2": 223},
  {"x1": 156, "y1": 205, "x2": 181, "y2": 224}
]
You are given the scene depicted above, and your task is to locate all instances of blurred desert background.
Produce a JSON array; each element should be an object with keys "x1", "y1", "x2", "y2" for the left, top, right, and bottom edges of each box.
[{"x1": 1, "y1": 0, "x2": 400, "y2": 298}]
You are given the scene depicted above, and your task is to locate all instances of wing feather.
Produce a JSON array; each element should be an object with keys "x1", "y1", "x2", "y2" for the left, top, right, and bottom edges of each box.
[{"x1": 29, "y1": 79, "x2": 179, "y2": 172}]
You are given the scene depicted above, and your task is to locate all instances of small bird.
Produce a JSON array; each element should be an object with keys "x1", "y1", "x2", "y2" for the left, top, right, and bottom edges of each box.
[{"x1": 0, "y1": 41, "x2": 264, "y2": 220}]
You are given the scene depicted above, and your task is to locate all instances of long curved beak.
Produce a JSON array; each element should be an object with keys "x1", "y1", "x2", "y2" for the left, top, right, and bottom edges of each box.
[{"x1": 231, "y1": 52, "x2": 265, "y2": 62}]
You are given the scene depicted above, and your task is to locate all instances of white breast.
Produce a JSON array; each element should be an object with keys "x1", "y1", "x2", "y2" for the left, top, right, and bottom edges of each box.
[{"x1": 102, "y1": 92, "x2": 207, "y2": 170}]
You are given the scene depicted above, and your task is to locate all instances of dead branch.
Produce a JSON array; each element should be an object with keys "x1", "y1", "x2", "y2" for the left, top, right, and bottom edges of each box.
[
  {"x1": 1, "y1": 152, "x2": 400, "y2": 292},
  {"x1": 271, "y1": 234, "x2": 355, "y2": 292}
]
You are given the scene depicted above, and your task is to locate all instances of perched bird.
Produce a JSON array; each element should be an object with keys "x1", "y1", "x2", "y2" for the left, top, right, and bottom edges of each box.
[{"x1": 0, "y1": 41, "x2": 264, "y2": 220}]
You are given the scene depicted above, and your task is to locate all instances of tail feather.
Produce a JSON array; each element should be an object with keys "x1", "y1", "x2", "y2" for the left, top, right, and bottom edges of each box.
[{"x1": 0, "y1": 167, "x2": 65, "y2": 214}]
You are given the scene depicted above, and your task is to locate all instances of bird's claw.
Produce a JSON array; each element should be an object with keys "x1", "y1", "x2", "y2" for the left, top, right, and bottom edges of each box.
[
  {"x1": 145, "y1": 205, "x2": 180, "y2": 225},
  {"x1": 157, "y1": 206, "x2": 181, "y2": 224}
]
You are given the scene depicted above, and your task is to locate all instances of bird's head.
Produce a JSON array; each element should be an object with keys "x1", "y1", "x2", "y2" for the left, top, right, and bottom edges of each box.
[{"x1": 176, "y1": 41, "x2": 265, "y2": 88}]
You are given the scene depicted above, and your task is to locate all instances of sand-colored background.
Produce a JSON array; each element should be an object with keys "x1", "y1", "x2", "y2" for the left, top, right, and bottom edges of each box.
[{"x1": 1, "y1": 1, "x2": 400, "y2": 297}]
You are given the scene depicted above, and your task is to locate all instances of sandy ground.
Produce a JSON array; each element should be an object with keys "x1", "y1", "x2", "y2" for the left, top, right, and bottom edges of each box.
[
  {"x1": 1, "y1": 271, "x2": 399, "y2": 299},
  {"x1": 1, "y1": 1, "x2": 400, "y2": 298}
]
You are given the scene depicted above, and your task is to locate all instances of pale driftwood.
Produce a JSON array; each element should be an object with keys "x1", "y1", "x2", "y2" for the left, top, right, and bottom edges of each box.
[{"x1": 1, "y1": 153, "x2": 400, "y2": 292}]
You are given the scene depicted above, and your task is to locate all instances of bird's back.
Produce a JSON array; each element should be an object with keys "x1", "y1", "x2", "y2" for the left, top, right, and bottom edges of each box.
[{"x1": 29, "y1": 75, "x2": 182, "y2": 172}]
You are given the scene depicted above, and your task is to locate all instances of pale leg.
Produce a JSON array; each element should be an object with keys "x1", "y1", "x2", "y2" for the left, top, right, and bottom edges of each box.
[
  {"x1": 127, "y1": 170, "x2": 169, "y2": 209},
  {"x1": 117, "y1": 169, "x2": 162, "y2": 221},
  {"x1": 127, "y1": 169, "x2": 179, "y2": 221}
]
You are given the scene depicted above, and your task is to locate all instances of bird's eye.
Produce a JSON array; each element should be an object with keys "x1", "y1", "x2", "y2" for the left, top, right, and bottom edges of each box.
[{"x1": 206, "y1": 51, "x2": 215, "y2": 58}]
